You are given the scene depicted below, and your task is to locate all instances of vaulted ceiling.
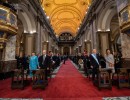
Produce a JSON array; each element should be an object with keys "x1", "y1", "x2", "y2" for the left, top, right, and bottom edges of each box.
[{"x1": 41, "y1": 0, "x2": 92, "y2": 37}]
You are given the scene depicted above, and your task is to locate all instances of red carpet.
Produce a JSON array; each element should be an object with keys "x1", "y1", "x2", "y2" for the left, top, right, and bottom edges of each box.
[{"x1": 0, "y1": 60, "x2": 130, "y2": 100}]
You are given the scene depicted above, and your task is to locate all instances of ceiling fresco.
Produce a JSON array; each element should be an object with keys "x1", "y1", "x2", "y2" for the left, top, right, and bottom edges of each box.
[{"x1": 41, "y1": 0, "x2": 92, "y2": 37}]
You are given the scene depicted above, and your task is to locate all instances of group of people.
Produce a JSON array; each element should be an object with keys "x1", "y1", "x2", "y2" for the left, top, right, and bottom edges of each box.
[
  {"x1": 72, "y1": 49, "x2": 122, "y2": 81},
  {"x1": 15, "y1": 50, "x2": 63, "y2": 81},
  {"x1": 15, "y1": 48, "x2": 122, "y2": 81}
]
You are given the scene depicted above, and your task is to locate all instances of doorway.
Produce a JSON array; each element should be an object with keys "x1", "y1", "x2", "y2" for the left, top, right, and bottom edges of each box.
[{"x1": 64, "y1": 47, "x2": 70, "y2": 55}]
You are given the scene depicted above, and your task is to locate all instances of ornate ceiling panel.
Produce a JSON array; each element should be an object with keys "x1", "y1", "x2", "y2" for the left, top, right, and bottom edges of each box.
[{"x1": 41, "y1": 0, "x2": 92, "y2": 37}]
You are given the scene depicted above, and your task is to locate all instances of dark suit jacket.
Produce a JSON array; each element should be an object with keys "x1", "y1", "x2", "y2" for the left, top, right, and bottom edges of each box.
[
  {"x1": 83, "y1": 55, "x2": 91, "y2": 69},
  {"x1": 38, "y1": 55, "x2": 50, "y2": 69},
  {"x1": 89, "y1": 54, "x2": 100, "y2": 68}
]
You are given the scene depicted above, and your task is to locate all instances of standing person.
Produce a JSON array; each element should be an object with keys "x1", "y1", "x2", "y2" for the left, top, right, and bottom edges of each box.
[
  {"x1": 105, "y1": 49, "x2": 115, "y2": 78},
  {"x1": 89, "y1": 49, "x2": 101, "y2": 81},
  {"x1": 63, "y1": 55, "x2": 66, "y2": 64},
  {"x1": 114, "y1": 52, "x2": 122, "y2": 73},
  {"x1": 52, "y1": 53, "x2": 57, "y2": 69},
  {"x1": 38, "y1": 50, "x2": 50, "y2": 81},
  {"x1": 22, "y1": 54, "x2": 28, "y2": 70},
  {"x1": 77, "y1": 53, "x2": 83, "y2": 69},
  {"x1": 47, "y1": 51, "x2": 55, "y2": 78},
  {"x1": 83, "y1": 52, "x2": 90, "y2": 76},
  {"x1": 56, "y1": 53, "x2": 61, "y2": 67},
  {"x1": 29, "y1": 52, "x2": 39, "y2": 77}
]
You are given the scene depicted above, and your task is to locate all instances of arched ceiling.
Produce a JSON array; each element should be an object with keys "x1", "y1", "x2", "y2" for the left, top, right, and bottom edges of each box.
[{"x1": 41, "y1": 0, "x2": 92, "y2": 37}]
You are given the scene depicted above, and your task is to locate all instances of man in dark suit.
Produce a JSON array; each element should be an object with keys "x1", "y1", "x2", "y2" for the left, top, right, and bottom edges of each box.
[
  {"x1": 83, "y1": 53, "x2": 91, "y2": 76},
  {"x1": 56, "y1": 53, "x2": 61, "y2": 67},
  {"x1": 89, "y1": 49, "x2": 101, "y2": 81},
  {"x1": 52, "y1": 53, "x2": 57, "y2": 69},
  {"x1": 38, "y1": 50, "x2": 50, "y2": 81}
]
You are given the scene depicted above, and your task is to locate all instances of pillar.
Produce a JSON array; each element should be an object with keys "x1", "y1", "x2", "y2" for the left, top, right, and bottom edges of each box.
[
  {"x1": 98, "y1": 31, "x2": 110, "y2": 56},
  {"x1": 116, "y1": 0, "x2": 130, "y2": 67},
  {"x1": 42, "y1": 41, "x2": 49, "y2": 53},
  {"x1": 85, "y1": 41, "x2": 92, "y2": 55},
  {"x1": 0, "y1": 36, "x2": 17, "y2": 77},
  {"x1": 0, "y1": 4, "x2": 18, "y2": 77},
  {"x1": 25, "y1": 34, "x2": 35, "y2": 55},
  {"x1": 70, "y1": 46, "x2": 72, "y2": 55},
  {"x1": 35, "y1": 22, "x2": 42, "y2": 54},
  {"x1": 62, "y1": 47, "x2": 64, "y2": 55}
]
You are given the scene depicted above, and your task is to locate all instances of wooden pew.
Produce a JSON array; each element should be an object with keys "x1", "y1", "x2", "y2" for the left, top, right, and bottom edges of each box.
[
  {"x1": 117, "y1": 68, "x2": 130, "y2": 89},
  {"x1": 11, "y1": 69, "x2": 29, "y2": 89},
  {"x1": 93, "y1": 68, "x2": 112, "y2": 90},
  {"x1": 32, "y1": 69, "x2": 48, "y2": 89}
]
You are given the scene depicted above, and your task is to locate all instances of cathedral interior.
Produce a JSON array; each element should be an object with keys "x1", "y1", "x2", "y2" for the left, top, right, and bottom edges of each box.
[{"x1": 0, "y1": 0, "x2": 130, "y2": 100}]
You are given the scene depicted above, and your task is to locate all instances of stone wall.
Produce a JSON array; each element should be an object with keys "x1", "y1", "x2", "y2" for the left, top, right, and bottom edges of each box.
[
  {"x1": 4, "y1": 36, "x2": 16, "y2": 61},
  {"x1": 121, "y1": 34, "x2": 130, "y2": 58}
]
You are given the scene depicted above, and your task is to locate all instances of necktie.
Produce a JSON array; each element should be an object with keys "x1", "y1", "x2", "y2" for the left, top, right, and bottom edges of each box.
[{"x1": 43, "y1": 55, "x2": 45, "y2": 64}]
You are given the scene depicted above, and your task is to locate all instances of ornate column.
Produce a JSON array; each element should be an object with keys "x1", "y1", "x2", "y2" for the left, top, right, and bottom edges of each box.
[
  {"x1": 61, "y1": 46, "x2": 64, "y2": 55},
  {"x1": 117, "y1": 1, "x2": 130, "y2": 67},
  {"x1": 25, "y1": 34, "x2": 35, "y2": 55},
  {"x1": 0, "y1": 4, "x2": 18, "y2": 76},
  {"x1": 35, "y1": 22, "x2": 42, "y2": 54},
  {"x1": 97, "y1": 31, "x2": 110, "y2": 56},
  {"x1": 84, "y1": 40, "x2": 92, "y2": 55},
  {"x1": 69, "y1": 46, "x2": 72, "y2": 55},
  {"x1": 42, "y1": 41, "x2": 49, "y2": 53}
]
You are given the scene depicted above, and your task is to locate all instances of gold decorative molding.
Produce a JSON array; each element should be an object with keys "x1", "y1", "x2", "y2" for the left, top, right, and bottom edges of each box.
[
  {"x1": 120, "y1": 5, "x2": 130, "y2": 33},
  {"x1": 0, "y1": 5, "x2": 18, "y2": 49},
  {"x1": 0, "y1": 38, "x2": 7, "y2": 49},
  {"x1": 0, "y1": 5, "x2": 18, "y2": 35}
]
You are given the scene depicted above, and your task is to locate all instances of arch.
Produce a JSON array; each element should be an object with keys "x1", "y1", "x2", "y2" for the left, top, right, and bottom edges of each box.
[
  {"x1": 63, "y1": 46, "x2": 70, "y2": 55},
  {"x1": 50, "y1": 6, "x2": 83, "y2": 20},
  {"x1": 56, "y1": 26, "x2": 76, "y2": 36},
  {"x1": 58, "y1": 30, "x2": 75, "y2": 37},
  {"x1": 18, "y1": 5, "x2": 36, "y2": 33},
  {"x1": 97, "y1": 1, "x2": 117, "y2": 31},
  {"x1": 54, "y1": 20, "x2": 78, "y2": 29},
  {"x1": 18, "y1": 12, "x2": 28, "y2": 32}
]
